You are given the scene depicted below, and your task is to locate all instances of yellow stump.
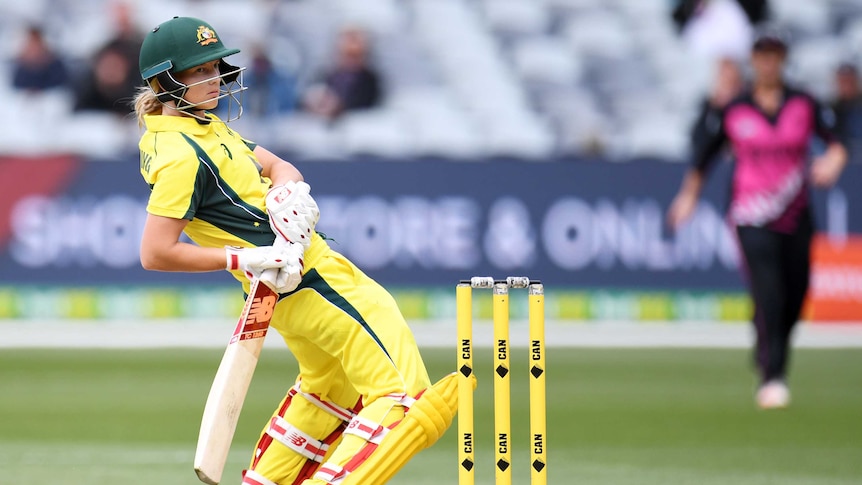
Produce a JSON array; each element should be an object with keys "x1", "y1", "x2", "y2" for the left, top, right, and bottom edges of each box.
[
  {"x1": 493, "y1": 283, "x2": 512, "y2": 485},
  {"x1": 456, "y1": 283, "x2": 475, "y2": 485},
  {"x1": 529, "y1": 284, "x2": 547, "y2": 485}
]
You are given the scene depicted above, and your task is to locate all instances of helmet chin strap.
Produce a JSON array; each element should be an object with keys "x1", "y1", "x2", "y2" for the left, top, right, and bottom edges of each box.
[{"x1": 185, "y1": 108, "x2": 213, "y2": 124}]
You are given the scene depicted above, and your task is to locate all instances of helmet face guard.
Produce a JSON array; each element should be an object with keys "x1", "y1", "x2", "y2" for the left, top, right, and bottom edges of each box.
[
  {"x1": 139, "y1": 17, "x2": 246, "y2": 122},
  {"x1": 153, "y1": 60, "x2": 247, "y2": 122}
]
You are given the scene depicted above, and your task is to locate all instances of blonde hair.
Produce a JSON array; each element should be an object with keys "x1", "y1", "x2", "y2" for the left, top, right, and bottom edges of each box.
[{"x1": 132, "y1": 81, "x2": 163, "y2": 128}]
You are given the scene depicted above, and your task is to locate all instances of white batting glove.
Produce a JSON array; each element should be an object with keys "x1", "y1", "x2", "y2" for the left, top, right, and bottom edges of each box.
[
  {"x1": 225, "y1": 244, "x2": 289, "y2": 279},
  {"x1": 225, "y1": 243, "x2": 305, "y2": 294},
  {"x1": 269, "y1": 242, "x2": 305, "y2": 294},
  {"x1": 265, "y1": 181, "x2": 320, "y2": 249}
]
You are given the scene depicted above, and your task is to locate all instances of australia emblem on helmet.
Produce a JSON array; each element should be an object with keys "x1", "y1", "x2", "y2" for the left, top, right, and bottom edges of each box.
[{"x1": 196, "y1": 25, "x2": 218, "y2": 46}]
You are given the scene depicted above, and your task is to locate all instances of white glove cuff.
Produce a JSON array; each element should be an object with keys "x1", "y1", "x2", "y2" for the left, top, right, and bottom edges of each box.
[{"x1": 225, "y1": 246, "x2": 239, "y2": 271}]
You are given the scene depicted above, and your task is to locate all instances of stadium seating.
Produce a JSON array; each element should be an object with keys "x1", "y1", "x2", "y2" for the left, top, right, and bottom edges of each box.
[{"x1": 2, "y1": 0, "x2": 862, "y2": 161}]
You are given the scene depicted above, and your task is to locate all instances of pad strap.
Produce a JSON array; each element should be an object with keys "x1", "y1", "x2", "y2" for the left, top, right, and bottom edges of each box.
[
  {"x1": 266, "y1": 416, "x2": 330, "y2": 463},
  {"x1": 342, "y1": 393, "x2": 414, "y2": 444},
  {"x1": 313, "y1": 463, "x2": 348, "y2": 485},
  {"x1": 384, "y1": 392, "x2": 416, "y2": 409},
  {"x1": 242, "y1": 469, "x2": 278, "y2": 485},
  {"x1": 288, "y1": 382, "x2": 358, "y2": 422},
  {"x1": 344, "y1": 415, "x2": 390, "y2": 445}
]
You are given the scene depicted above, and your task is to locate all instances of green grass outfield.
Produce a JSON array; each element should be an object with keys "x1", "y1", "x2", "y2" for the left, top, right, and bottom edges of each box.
[{"x1": 1, "y1": 347, "x2": 860, "y2": 484}]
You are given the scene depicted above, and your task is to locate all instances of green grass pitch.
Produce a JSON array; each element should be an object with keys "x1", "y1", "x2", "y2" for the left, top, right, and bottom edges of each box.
[{"x1": 1, "y1": 346, "x2": 860, "y2": 484}]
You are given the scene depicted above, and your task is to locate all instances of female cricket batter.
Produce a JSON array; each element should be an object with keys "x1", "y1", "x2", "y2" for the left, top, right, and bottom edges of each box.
[
  {"x1": 133, "y1": 16, "x2": 459, "y2": 484},
  {"x1": 668, "y1": 32, "x2": 847, "y2": 409}
]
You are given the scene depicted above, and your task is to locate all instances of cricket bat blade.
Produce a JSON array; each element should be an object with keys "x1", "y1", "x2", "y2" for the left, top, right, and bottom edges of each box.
[{"x1": 193, "y1": 277, "x2": 278, "y2": 484}]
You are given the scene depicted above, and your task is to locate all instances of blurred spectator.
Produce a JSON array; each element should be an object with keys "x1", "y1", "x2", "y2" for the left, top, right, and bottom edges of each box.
[
  {"x1": 104, "y1": 1, "x2": 144, "y2": 67},
  {"x1": 243, "y1": 43, "x2": 298, "y2": 118},
  {"x1": 690, "y1": 57, "x2": 744, "y2": 152},
  {"x1": 674, "y1": 0, "x2": 756, "y2": 61},
  {"x1": 673, "y1": 0, "x2": 768, "y2": 31},
  {"x1": 830, "y1": 63, "x2": 862, "y2": 163},
  {"x1": 74, "y1": 44, "x2": 138, "y2": 114},
  {"x1": 73, "y1": 1, "x2": 143, "y2": 115},
  {"x1": 735, "y1": 0, "x2": 769, "y2": 24},
  {"x1": 302, "y1": 27, "x2": 382, "y2": 120},
  {"x1": 11, "y1": 26, "x2": 70, "y2": 93}
]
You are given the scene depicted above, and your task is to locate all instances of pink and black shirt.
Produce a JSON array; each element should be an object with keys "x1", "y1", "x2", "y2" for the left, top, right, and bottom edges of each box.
[{"x1": 694, "y1": 86, "x2": 837, "y2": 233}]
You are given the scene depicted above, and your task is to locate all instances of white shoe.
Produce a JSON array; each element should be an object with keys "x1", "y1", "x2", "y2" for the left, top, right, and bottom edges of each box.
[{"x1": 756, "y1": 380, "x2": 790, "y2": 409}]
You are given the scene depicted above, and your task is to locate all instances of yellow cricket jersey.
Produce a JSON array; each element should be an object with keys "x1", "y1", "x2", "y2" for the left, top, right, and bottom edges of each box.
[
  {"x1": 138, "y1": 118, "x2": 435, "y2": 481},
  {"x1": 138, "y1": 113, "x2": 325, "y2": 286}
]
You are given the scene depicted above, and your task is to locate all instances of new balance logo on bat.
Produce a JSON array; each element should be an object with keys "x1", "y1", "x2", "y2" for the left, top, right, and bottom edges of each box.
[
  {"x1": 248, "y1": 295, "x2": 277, "y2": 324},
  {"x1": 231, "y1": 292, "x2": 277, "y2": 343}
]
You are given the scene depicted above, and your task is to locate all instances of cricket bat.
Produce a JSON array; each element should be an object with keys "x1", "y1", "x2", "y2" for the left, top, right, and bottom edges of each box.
[{"x1": 194, "y1": 274, "x2": 279, "y2": 485}]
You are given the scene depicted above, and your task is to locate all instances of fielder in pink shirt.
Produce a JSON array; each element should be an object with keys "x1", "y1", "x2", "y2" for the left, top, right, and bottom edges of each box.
[{"x1": 668, "y1": 32, "x2": 847, "y2": 410}]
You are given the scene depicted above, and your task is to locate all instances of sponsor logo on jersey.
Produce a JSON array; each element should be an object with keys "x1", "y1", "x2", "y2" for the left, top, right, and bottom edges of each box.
[{"x1": 732, "y1": 118, "x2": 758, "y2": 140}]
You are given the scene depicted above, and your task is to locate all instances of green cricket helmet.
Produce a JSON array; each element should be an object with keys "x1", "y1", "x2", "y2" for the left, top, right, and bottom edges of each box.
[{"x1": 139, "y1": 16, "x2": 246, "y2": 121}]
